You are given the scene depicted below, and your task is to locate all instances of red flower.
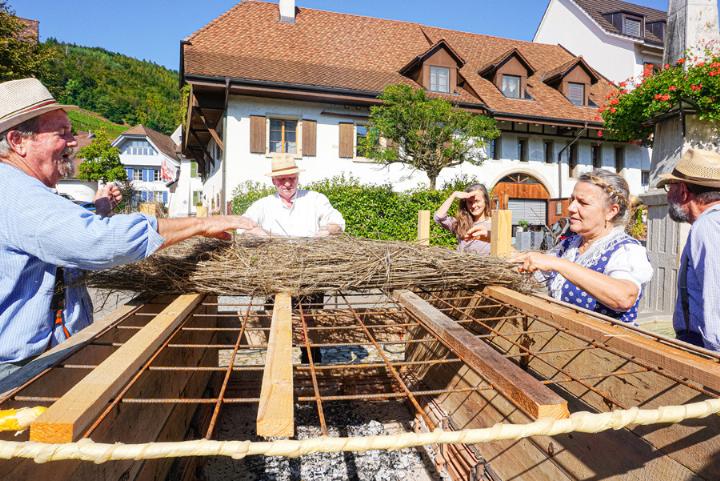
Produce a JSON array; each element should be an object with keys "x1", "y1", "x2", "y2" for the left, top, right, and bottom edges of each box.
[
  {"x1": 610, "y1": 107, "x2": 617, "y2": 113},
  {"x1": 697, "y1": 61, "x2": 706, "y2": 67},
  {"x1": 654, "y1": 94, "x2": 663, "y2": 100},
  {"x1": 677, "y1": 58, "x2": 685, "y2": 64},
  {"x1": 597, "y1": 130, "x2": 604, "y2": 138},
  {"x1": 669, "y1": 85, "x2": 677, "y2": 91},
  {"x1": 691, "y1": 83, "x2": 703, "y2": 92},
  {"x1": 664, "y1": 63, "x2": 670, "y2": 69},
  {"x1": 610, "y1": 98, "x2": 619, "y2": 105},
  {"x1": 661, "y1": 94, "x2": 670, "y2": 101}
]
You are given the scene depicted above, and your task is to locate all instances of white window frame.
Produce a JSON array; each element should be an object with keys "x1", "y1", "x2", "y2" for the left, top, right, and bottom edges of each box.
[
  {"x1": 133, "y1": 170, "x2": 142, "y2": 181},
  {"x1": 153, "y1": 169, "x2": 160, "y2": 182},
  {"x1": 429, "y1": 66, "x2": 450, "y2": 93},
  {"x1": 267, "y1": 117, "x2": 300, "y2": 156}
]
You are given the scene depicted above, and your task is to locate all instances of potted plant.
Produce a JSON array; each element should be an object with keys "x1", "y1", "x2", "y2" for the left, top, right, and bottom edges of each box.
[{"x1": 516, "y1": 220, "x2": 532, "y2": 250}]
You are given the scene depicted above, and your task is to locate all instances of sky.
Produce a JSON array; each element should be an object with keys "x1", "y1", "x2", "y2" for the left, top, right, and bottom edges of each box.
[{"x1": 14, "y1": 0, "x2": 677, "y2": 71}]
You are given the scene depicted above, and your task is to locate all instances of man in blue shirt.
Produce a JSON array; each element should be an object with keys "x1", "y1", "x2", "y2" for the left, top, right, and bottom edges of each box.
[
  {"x1": 0, "y1": 78, "x2": 255, "y2": 378},
  {"x1": 658, "y1": 148, "x2": 720, "y2": 350}
]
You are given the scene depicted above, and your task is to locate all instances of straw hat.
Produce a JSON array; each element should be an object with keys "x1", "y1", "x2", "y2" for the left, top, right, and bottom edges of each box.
[
  {"x1": 265, "y1": 153, "x2": 303, "y2": 177},
  {"x1": 0, "y1": 78, "x2": 78, "y2": 133},
  {"x1": 657, "y1": 148, "x2": 720, "y2": 189}
]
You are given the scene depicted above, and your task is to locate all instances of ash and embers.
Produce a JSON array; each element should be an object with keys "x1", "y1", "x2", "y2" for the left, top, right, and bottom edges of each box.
[{"x1": 203, "y1": 401, "x2": 444, "y2": 481}]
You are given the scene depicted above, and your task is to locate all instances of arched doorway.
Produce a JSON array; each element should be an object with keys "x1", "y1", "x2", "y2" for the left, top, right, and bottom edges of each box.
[{"x1": 492, "y1": 172, "x2": 551, "y2": 227}]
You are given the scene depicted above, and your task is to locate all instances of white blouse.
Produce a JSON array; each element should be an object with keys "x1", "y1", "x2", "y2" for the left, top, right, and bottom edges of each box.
[{"x1": 545, "y1": 227, "x2": 653, "y2": 300}]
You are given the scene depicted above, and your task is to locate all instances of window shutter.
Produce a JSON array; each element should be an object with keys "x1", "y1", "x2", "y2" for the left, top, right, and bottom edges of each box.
[
  {"x1": 302, "y1": 119, "x2": 317, "y2": 157},
  {"x1": 250, "y1": 115, "x2": 266, "y2": 154},
  {"x1": 163, "y1": 191, "x2": 168, "y2": 204},
  {"x1": 338, "y1": 123, "x2": 354, "y2": 158},
  {"x1": 125, "y1": 167, "x2": 133, "y2": 179}
]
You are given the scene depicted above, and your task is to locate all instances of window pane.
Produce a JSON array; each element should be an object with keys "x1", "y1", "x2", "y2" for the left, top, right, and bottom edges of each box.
[
  {"x1": 356, "y1": 125, "x2": 368, "y2": 156},
  {"x1": 430, "y1": 66, "x2": 450, "y2": 93},
  {"x1": 623, "y1": 17, "x2": 641, "y2": 37},
  {"x1": 269, "y1": 140, "x2": 282, "y2": 153},
  {"x1": 270, "y1": 119, "x2": 282, "y2": 131},
  {"x1": 286, "y1": 141, "x2": 297, "y2": 154},
  {"x1": 190, "y1": 161, "x2": 198, "y2": 177},
  {"x1": 567, "y1": 82, "x2": 585, "y2": 106},
  {"x1": 285, "y1": 120, "x2": 297, "y2": 133},
  {"x1": 502, "y1": 75, "x2": 521, "y2": 98}
]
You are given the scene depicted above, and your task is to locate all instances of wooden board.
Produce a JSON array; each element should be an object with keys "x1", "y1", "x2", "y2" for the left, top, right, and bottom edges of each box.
[
  {"x1": 256, "y1": 292, "x2": 294, "y2": 437},
  {"x1": 394, "y1": 290, "x2": 568, "y2": 420},
  {"x1": 485, "y1": 286, "x2": 720, "y2": 393},
  {"x1": 29, "y1": 294, "x2": 204, "y2": 443},
  {"x1": 491, "y1": 210, "x2": 512, "y2": 257},
  {"x1": 0, "y1": 294, "x2": 148, "y2": 399},
  {"x1": 417, "y1": 210, "x2": 430, "y2": 246}
]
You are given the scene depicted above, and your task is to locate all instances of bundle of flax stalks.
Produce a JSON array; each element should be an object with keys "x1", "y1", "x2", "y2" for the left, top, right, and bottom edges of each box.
[{"x1": 82, "y1": 236, "x2": 534, "y2": 296}]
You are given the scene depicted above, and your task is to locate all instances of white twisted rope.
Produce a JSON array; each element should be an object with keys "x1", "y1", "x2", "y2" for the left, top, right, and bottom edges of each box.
[{"x1": 4, "y1": 398, "x2": 720, "y2": 464}]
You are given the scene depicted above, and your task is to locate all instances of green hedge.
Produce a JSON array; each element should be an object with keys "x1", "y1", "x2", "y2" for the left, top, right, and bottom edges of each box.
[{"x1": 231, "y1": 175, "x2": 481, "y2": 248}]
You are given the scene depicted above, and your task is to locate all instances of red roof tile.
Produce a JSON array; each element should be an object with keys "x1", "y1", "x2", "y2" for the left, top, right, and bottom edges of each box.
[{"x1": 184, "y1": 1, "x2": 613, "y2": 125}]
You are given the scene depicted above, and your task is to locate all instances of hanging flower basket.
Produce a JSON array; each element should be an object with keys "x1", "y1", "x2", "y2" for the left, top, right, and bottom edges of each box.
[{"x1": 601, "y1": 51, "x2": 720, "y2": 144}]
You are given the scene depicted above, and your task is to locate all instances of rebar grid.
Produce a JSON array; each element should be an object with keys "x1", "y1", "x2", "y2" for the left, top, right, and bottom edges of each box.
[{"x1": 420, "y1": 290, "x2": 720, "y2": 409}]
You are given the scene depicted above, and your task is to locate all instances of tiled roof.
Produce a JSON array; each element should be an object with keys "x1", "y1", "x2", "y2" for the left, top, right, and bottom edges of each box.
[
  {"x1": 572, "y1": 0, "x2": 666, "y2": 45},
  {"x1": 184, "y1": 1, "x2": 614, "y2": 125},
  {"x1": 119, "y1": 125, "x2": 180, "y2": 161}
]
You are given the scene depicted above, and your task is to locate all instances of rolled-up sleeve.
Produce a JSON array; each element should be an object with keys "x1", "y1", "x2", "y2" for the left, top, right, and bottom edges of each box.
[
  {"x1": 6, "y1": 185, "x2": 164, "y2": 270},
  {"x1": 433, "y1": 213, "x2": 456, "y2": 233},
  {"x1": 604, "y1": 243, "x2": 653, "y2": 289},
  {"x1": 317, "y1": 193, "x2": 345, "y2": 231}
]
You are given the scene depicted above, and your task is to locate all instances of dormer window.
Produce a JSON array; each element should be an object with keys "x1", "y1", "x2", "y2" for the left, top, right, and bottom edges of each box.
[
  {"x1": 430, "y1": 66, "x2": 450, "y2": 93},
  {"x1": 623, "y1": 16, "x2": 642, "y2": 37},
  {"x1": 501, "y1": 75, "x2": 521, "y2": 98},
  {"x1": 567, "y1": 82, "x2": 585, "y2": 106}
]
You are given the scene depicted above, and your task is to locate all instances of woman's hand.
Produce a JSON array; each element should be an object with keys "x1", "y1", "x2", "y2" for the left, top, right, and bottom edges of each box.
[
  {"x1": 464, "y1": 224, "x2": 489, "y2": 241},
  {"x1": 453, "y1": 191, "x2": 477, "y2": 200},
  {"x1": 511, "y1": 252, "x2": 562, "y2": 273}
]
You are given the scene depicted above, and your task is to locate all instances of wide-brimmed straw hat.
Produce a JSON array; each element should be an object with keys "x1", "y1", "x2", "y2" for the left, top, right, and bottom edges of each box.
[
  {"x1": 265, "y1": 153, "x2": 304, "y2": 177},
  {"x1": 0, "y1": 78, "x2": 78, "y2": 133},
  {"x1": 657, "y1": 148, "x2": 720, "y2": 189}
]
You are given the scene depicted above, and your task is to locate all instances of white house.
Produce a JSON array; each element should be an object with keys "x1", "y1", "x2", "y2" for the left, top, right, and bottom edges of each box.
[
  {"x1": 182, "y1": 0, "x2": 650, "y2": 227},
  {"x1": 113, "y1": 125, "x2": 181, "y2": 214},
  {"x1": 534, "y1": 0, "x2": 666, "y2": 84},
  {"x1": 56, "y1": 131, "x2": 99, "y2": 202}
]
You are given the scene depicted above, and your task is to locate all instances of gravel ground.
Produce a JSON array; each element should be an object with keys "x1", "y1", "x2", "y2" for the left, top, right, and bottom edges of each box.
[{"x1": 203, "y1": 401, "x2": 444, "y2": 481}]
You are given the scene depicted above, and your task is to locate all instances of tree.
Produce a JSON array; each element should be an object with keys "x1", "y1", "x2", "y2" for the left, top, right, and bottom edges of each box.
[
  {"x1": 0, "y1": 1, "x2": 56, "y2": 81},
  {"x1": 360, "y1": 84, "x2": 499, "y2": 190},
  {"x1": 76, "y1": 130, "x2": 127, "y2": 182}
]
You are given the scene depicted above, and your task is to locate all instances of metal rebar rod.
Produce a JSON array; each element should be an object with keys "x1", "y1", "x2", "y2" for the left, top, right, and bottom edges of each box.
[{"x1": 298, "y1": 302, "x2": 328, "y2": 436}]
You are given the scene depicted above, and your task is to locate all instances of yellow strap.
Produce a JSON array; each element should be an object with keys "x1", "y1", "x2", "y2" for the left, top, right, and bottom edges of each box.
[{"x1": 0, "y1": 407, "x2": 46, "y2": 432}]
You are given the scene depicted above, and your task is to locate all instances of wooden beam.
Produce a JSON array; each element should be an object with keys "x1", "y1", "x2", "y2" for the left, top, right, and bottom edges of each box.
[
  {"x1": 394, "y1": 290, "x2": 568, "y2": 420},
  {"x1": 485, "y1": 286, "x2": 720, "y2": 393},
  {"x1": 256, "y1": 292, "x2": 294, "y2": 437},
  {"x1": 417, "y1": 210, "x2": 430, "y2": 246},
  {"x1": 194, "y1": 107, "x2": 224, "y2": 151},
  {"x1": 29, "y1": 294, "x2": 204, "y2": 443},
  {"x1": 491, "y1": 209, "x2": 512, "y2": 257},
  {"x1": 0, "y1": 294, "x2": 148, "y2": 399}
]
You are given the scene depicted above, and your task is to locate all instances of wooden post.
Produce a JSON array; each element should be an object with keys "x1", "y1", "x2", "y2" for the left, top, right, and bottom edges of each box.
[
  {"x1": 29, "y1": 294, "x2": 204, "y2": 443},
  {"x1": 394, "y1": 290, "x2": 569, "y2": 420},
  {"x1": 417, "y1": 210, "x2": 430, "y2": 246},
  {"x1": 491, "y1": 209, "x2": 512, "y2": 257},
  {"x1": 257, "y1": 292, "x2": 294, "y2": 437}
]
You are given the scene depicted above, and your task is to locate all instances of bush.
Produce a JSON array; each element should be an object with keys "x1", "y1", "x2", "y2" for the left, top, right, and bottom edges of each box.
[{"x1": 230, "y1": 175, "x2": 472, "y2": 248}]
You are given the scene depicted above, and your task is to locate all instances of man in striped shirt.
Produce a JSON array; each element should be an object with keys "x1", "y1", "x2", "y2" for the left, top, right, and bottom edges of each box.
[{"x1": 0, "y1": 78, "x2": 254, "y2": 380}]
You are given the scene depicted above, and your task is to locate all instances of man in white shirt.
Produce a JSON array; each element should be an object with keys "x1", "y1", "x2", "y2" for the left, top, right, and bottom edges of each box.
[{"x1": 242, "y1": 155, "x2": 345, "y2": 237}]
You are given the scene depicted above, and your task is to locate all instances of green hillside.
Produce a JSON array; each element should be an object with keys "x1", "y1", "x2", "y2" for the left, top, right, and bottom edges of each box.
[
  {"x1": 41, "y1": 40, "x2": 184, "y2": 135},
  {"x1": 68, "y1": 109, "x2": 127, "y2": 138}
]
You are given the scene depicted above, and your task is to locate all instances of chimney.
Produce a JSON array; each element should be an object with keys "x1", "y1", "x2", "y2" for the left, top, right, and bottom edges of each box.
[{"x1": 279, "y1": 0, "x2": 296, "y2": 24}]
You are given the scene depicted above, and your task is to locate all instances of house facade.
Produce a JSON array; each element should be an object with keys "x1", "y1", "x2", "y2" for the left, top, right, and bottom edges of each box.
[
  {"x1": 56, "y1": 131, "x2": 99, "y2": 202},
  {"x1": 534, "y1": 0, "x2": 665, "y2": 84},
  {"x1": 182, "y1": 0, "x2": 649, "y2": 228},
  {"x1": 113, "y1": 125, "x2": 185, "y2": 215}
]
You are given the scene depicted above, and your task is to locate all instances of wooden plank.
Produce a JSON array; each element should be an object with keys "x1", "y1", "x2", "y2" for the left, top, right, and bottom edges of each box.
[
  {"x1": 394, "y1": 290, "x2": 568, "y2": 420},
  {"x1": 29, "y1": 294, "x2": 204, "y2": 443},
  {"x1": 256, "y1": 292, "x2": 294, "y2": 437},
  {"x1": 302, "y1": 119, "x2": 317, "y2": 156},
  {"x1": 417, "y1": 210, "x2": 430, "y2": 246},
  {"x1": 485, "y1": 286, "x2": 720, "y2": 393},
  {"x1": 338, "y1": 122, "x2": 354, "y2": 158},
  {"x1": 491, "y1": 209, "x2": 512, "y2": 257},
  {"x1": 0, "y1": 294, "x2": 148, "y2": 399},
  {"x1": 249, "y1": 115, "x2": 266, "y2": 154}
]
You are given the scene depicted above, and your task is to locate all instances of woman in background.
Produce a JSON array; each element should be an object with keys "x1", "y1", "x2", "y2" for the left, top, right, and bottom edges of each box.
[
  {"x1": 434, "y1": 183, "x2": 492, "y2": 255},
  {"x1": 513, "y1": 169, "x2": 652, "y2": 324}
]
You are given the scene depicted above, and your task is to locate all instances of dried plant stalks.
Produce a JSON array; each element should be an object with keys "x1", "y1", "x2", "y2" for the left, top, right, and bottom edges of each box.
[{"x1": 81, "y1": 236, "x2": 534, "y2": 296}]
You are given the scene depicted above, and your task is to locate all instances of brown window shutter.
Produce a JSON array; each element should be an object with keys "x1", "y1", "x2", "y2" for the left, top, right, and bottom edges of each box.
[
  {"x1": 302, "y1": 119, "x2": 317, "y2": 157},
  {"x1": 339, "y1": 123, "x2": 354, "y2": 158},
  {"x1": 249, "y1": 115, "x2": 266, "y2": 154}
]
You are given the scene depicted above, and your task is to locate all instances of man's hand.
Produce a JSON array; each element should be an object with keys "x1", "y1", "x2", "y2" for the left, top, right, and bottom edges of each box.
[
  {"x1": 201, "y1": 216, "x2": 257, "y2": 240},
  {"x1": 94, "y1": 183, "x2": 122, "y2": 217}
]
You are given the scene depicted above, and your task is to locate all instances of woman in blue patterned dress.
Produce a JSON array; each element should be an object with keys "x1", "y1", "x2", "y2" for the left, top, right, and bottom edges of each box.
[{"x1": 513, "y1": 170, "x2": 652, "y2": 324}]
